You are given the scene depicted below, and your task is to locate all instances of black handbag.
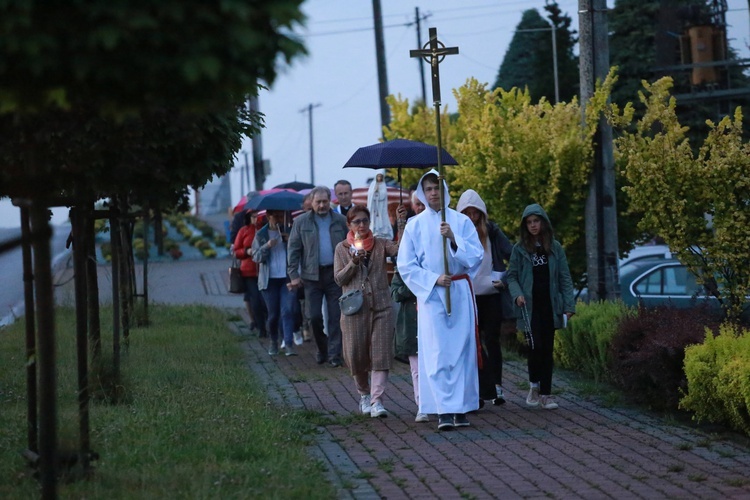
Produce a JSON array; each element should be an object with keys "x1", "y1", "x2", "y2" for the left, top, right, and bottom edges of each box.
[{"x1": 228, "y1": 258, "x2": 245, "y2": 294}]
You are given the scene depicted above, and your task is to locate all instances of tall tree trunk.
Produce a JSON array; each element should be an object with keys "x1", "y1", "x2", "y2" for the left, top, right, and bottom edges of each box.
[
  {"x1": 86, "y1": 202, "x2": 102, "y2": 363},
  {"x1": 109, "y1": 202, "x2": 121, "y2": 381},
  {"x1": 71, "y1": 205, "x2": 91, "y2": 472},
  {"x1": 20, "y1": 207, "x2": 38, "y2": 456},
  {"x1": 154, "y1": 202, "x2": 164, "y2": 256},
  {"x1": 141, "y1": 204, "x2": 150, "y2": 326},
  {"x1": 118, "y1": 196, "x2": 131, "y2": 342},
  {"x1": 31, "y1": 201, "x2": 58, "y2": 499}
]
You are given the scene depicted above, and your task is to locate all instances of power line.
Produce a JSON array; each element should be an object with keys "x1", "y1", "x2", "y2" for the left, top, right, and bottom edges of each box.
[{"x1": 301, "y1": 1, "x2": 579, "y2": 38}]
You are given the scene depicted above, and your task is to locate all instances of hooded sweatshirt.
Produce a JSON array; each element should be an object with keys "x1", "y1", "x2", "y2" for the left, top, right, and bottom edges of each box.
[
  {"x1": 457, "y1": 190, "x2": 494, "y2": 294},
  {"x1": 457, "y1": 190, "x2": 514, "y2": 296}
]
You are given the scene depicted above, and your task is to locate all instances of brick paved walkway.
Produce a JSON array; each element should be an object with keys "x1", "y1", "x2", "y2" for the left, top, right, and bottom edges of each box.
[
  {"x1": 59, "y1": 255, "x2": 750, "y2": 500},
  {"x1": 231, "y1": 309, "x2": 750, "y2": 500}
]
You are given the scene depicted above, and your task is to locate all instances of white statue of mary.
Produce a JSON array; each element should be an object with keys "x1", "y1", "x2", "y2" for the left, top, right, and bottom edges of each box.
[{"x1": 367, "y1": 172, "x2": 393, "y2": 240}]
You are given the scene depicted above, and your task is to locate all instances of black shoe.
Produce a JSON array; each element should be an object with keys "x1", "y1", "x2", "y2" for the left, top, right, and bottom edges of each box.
[
  {"x1": 478, "y1": 399, "x2": 485, "y2": 409},
  {"x1": 437, "y1": 414, "x2": 455, "y2": 431},
  {"x1": 453, "y1": 413, "x2": 470, "y2": 427},
  {"x1": 329, "y1": 358, "x2": 342, "y2": 368},
  {"x1": 316, "y1": 352, "x2": 328, "y2": 365},
  {"x1": 492, "y1": 396, "x2": 506, "y2": 406}
]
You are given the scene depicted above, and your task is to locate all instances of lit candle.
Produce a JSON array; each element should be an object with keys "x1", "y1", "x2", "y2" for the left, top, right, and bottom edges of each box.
[{"x1": 354, "y1": 239, "x2": 363, "y2": 251}]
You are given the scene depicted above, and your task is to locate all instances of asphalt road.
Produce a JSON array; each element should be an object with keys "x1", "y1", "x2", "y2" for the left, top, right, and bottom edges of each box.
[{"x1": 0, "y1": 224, "x2": 72, "y2": 327}]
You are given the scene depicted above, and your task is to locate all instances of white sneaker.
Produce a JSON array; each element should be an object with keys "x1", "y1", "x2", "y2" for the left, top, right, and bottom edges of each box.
[
  {"x1": 359, "y1": 395, "x2": 372, "y2": 415},
  {"x1": 415, "y1": 413, "x2": 429, "y2": 423},
  {"x1": 526, "y1": 386, "x2": 540, "y2": 407},
  {"x1": 370, "y1": 401, "x2": 388, "y2": 418},
  {"x1": 540, "y1": 395, "x2": 559, "y2": 410},
  {"x1": 293, "y1": 331, "x2": 304, "y2": 346}
]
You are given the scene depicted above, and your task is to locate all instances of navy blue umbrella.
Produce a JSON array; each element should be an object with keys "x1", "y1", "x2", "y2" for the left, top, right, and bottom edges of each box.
[
  {"x1": 343, "y1": 138, "x2": 458, "y2": 202},
  {"x1": 244, "y1": 190, "x2": 304, "y2": 212},
  {"x1": 273, "y1": 181, "x2": 315, "y2": 191}
]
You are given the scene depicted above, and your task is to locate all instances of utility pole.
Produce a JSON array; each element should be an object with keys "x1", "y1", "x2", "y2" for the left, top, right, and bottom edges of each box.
[
  {"x1": 372, "y1": 0, "x2": 390, "y2": 134},
  {"x1": 415, "y1": 7, "x2": 427, "y2": 104},
  {"x1": 579, "y1": 0, "x2": 620, "y2": 300},
  {"x1": 248, "y1": 95, "x2": 266, "y2": 191},
  {"x1": 242, "y1": 152, "x2": 250, "y2": 195},
  {"x1": 300, "y1": 103, "x2": 321, "y2": 185}
]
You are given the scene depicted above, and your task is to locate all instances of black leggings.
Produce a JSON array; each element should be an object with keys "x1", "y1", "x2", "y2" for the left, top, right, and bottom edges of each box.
[{"x1": 528, "y1": 302, "x2": 555, "y2": 395}]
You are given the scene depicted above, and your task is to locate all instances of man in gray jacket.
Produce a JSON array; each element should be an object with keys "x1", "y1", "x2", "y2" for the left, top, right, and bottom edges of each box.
[{"x1": 287, "y1": 186, "x2": 349, "y2": 366}]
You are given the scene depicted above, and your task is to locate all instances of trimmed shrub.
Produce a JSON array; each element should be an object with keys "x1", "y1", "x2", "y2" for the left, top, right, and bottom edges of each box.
[
  {"x1": 133, "y1": 238, "x2": 147, "y2": 261},
  {"x1": 201, "y1": 248, "x2": 217, "y2": 259},
  {"x1": 680, "y1": 323, "x2": 750, "y2": 436},
  {"x1": 194, "y1": 239, "x2": 212, "y2": 251},
  {"x1": 163, "y1": 238, "x2": 180, "y2": 252},
  {"x1": 100, "y1": 242, "x2": 112, "y2": 262},
  {"x1": 608, "y1": 304, "x2": 721, "y2": 411},
  {"x1": 555, "y1": 300, "x2": 633, "y2": 383},
  {"x1": 132, "y1": 220, "x2": 145, "y2": 238},
  {"x1": 214, "y1": 233, "x2": 226, "y2": 248}
]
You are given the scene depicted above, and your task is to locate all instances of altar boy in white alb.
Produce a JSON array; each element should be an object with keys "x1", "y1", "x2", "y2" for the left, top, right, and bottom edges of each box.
[{"x1": 396, "y1": 169, "x2": 483, "y2": 431}]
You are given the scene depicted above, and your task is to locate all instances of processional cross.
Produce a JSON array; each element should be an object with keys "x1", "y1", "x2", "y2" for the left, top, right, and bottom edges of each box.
[{"x1": 410, "y1": 27, "x2": 459, "y2": 314}]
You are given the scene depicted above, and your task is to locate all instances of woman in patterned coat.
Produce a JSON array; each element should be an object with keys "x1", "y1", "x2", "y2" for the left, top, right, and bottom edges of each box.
[{"x1": 334, "y1": 205, "x2": 399, "y2": 418}]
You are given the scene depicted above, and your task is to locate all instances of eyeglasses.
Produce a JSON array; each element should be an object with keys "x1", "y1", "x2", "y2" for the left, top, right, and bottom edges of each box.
[{"x1": 350, "y1": 218, "x2": 370, "y2": 226}]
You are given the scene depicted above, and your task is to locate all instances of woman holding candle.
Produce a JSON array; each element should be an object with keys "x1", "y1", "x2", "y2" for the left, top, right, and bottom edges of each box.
[{"x1": 333, "y1": 204, "x2": 399, "y2": 418}]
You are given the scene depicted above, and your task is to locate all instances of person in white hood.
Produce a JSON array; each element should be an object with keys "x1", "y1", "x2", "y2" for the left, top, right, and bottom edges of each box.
[
  {"x1": 396, "y1": 170, "x2": 484, "y2": 431},
  {"x1": 456, "y1": 189, "x2": 514, "y2": 407}
]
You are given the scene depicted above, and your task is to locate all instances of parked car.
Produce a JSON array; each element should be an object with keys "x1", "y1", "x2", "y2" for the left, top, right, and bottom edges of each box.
[
  {"x1": 576, "y1": 244, "x2": 672, "y2": 301},
  {"x1": 618, "y1": 244, "x2": 671, "y2": 267},
  {"x1": 618, "y1": 257, "x2": 716, "y2": 309}
]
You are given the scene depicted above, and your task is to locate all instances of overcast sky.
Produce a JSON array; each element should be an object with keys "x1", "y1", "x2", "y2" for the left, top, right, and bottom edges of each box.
[
  {"x1": 1, "y1": 0, "x2": 749, "y2": 227},
  {"x1": 227, "y1": 0, "x2": 750, "y2": 202}
]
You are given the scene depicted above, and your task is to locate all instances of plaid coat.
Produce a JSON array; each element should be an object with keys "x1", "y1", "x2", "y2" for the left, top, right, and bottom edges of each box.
[{"x1": 334, "y1": 237, "x2": 399, "y2": 375}]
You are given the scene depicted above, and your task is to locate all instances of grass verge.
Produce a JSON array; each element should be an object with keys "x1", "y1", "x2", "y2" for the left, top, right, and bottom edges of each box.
[{"x1": 0, "y1": 305, "x2": 335, "y2": 499}]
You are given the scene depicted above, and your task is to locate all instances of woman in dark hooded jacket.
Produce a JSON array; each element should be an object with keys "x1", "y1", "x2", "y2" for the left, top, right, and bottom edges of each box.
[{"x1": 506, "y1": 204, "x2": 575, "y2": 410}]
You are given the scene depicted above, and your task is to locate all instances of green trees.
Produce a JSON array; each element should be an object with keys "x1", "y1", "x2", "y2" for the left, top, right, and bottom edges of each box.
[
  {"x1": 609, "y1": 0, "x2": 750, "y2": 141},
  {"x1": 611, "y1": 77, "x2": 750, "y2": 321},
  {"x1": 493, "y1": 2, "x2": 578, "y2": 103},
  {"x1": 385, "y1": 76, "x2": 619, "y2": 285},
  {"x1": 0, "y1": 2, "x2": 307, "y2": 493}
]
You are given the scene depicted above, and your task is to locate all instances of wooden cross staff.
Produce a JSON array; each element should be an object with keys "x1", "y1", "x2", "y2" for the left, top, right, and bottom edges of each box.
[{"x1": 410, "y1": 27, "x2": 458, "y2": 315}]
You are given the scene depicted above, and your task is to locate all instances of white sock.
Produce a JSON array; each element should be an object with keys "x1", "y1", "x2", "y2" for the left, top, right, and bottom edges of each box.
[{"x1": 530, "y1": 382, "x2": 539, "y2": 388}]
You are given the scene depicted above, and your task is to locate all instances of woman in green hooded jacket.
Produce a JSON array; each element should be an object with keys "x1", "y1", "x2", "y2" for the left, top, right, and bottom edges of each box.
[{"x1": 506, "y1": 204, "x2": 575, "y2": 410}]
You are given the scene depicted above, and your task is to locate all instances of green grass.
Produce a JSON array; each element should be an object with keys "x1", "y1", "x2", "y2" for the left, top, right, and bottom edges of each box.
[{"x1": 0, "y1": 305, "x2": 336, "y2": 499}]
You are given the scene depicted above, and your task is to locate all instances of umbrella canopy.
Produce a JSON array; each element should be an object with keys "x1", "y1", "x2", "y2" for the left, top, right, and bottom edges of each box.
[
  {"x1": 343, "y1": 138, "x2": 458, "y2": 202},
  {"x1": 232, "y1": 195, "x2": 249, "y2": 214},
  {"x1": 244, "y1": 190, "x2": 304, "y2": 212},
  {"x1": 343, "y1": 138, "x2": 457, "y2": 171},
  {"x1": 274, "y1": 181, "x2": 315, "y2": 191}
]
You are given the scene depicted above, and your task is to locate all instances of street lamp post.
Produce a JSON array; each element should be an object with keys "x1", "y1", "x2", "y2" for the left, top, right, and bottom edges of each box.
[{"x1": 515, "y1": 26, "x2": 560, "y2": 103}]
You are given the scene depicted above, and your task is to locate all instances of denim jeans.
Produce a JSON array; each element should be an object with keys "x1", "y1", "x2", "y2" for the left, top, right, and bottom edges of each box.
[
  {"x1": 243, "y1": 276, "x2": 267, "y2": 336},
  {"x1": 261, "y1": 278, "x2": 297, "y2": 346}
]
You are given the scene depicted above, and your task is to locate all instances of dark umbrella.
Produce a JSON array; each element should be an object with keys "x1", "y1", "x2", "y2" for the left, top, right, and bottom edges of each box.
[
  {"x1": 343, "y1": 138, "x2": 458, "y2": 202},
  {"x1": 244, "y1": 190, "x2": 304, "y2": 212},
  {"x1": 273, "y1": 181, "x2": 315, "y2": 191}
]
